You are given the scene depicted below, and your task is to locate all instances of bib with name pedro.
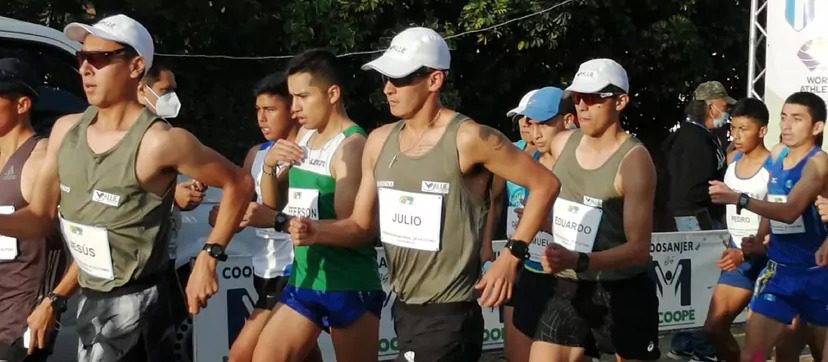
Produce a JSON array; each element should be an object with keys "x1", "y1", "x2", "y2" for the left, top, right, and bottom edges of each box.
[
  {"x1": 285, "y1": 125, "x2": 381, "y2": 292},
  {"x1": 58, "y1": 107, "x2": 174, "y2": 292}
]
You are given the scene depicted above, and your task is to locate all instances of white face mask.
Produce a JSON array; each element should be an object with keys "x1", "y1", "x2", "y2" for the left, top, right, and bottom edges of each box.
[{"x1": 144, "y1": 86, "x2": 181, "y2": 118}]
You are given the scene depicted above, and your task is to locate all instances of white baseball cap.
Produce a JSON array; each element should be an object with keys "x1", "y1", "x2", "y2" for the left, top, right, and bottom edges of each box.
[
  {"x1": 566, "y1": 58, "x2": 629, "y2": 94},
  {"x1": 64, "y1": 14, "x2": 154, "y2": 71},
  {"x1": 507, "y1": 89, "x2": 539, "y2": 117},
  {"x1": 361, "y1": 27, "x2": 450, "y2": 78}
]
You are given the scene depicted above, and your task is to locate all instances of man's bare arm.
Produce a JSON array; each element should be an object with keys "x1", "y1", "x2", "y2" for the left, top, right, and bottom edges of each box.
[
  {"x1": 306, "y1": 126, "x2": 392, "y2": 247},
  {"x1": 586, "y1": 147, "x2": 655, "y2": 271},
  {"x1": 481, "y1": 176, "x2": 505, "y2": 261},
  {"x1": 743, "y1": 154, "x2": 827, "y2": 223},
  {"x1": 163, "y1": 128, "x2": 254, "y2": 247},
  {"x1": 0, "y1": 114, "x2": 79, "y2": 239},
  {"x1": 464, "y1": 124, "x2": 560, "y2": 245}
]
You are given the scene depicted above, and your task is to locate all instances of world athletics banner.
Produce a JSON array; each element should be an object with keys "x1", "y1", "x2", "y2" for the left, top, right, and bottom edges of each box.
[{"x1": 765, "y1": 0, "x2": 828, "y2": 149}]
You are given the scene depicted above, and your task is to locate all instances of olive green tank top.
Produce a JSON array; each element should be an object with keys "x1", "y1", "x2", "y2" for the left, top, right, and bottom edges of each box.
[
  {"x1": 58, "y1": 107, "x2": 174, "y2": 292},
  {"x1": 552, "y1": 130, "x2": 648, "y2": 281},
  {"x1": 374, "y1": 113, "x2": 488, "y2": 304}
]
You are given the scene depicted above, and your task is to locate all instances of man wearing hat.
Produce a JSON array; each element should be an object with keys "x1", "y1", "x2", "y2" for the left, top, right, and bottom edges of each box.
[
  {"x1": 532, "y1": 58, "x2": 660, "y2": 362},
  {"x1": 286, "y1": 27, "x2": 559, "y2": 361},
  {"x1": 0, "y1": 57, "x2": 72, "y2": 362},
  {"x1": 0, "y1": 15, "x2": 253, "y2": 361},
  {"x1": 665, "y1": 81, "x2": 737, "y2": 232}
]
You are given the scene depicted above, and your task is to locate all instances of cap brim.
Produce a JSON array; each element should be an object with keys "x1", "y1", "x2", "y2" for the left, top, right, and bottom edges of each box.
[
  {"x1": 506, "y1": 106, "x2": 522, "y2": 118},
  {"x1": 725, "y1": 96, "x2": 737, "y2": 105},
  {"x1": 64, "y1": 23, "x2": 121, "y2": 45},
  {"x1": 0, "y1": 81, "x2": 39, "y2": 98},
  {"x1": 565, "y1": 79, "x2": 609, "y2": 94},
  {"x1": 361, "y1": 53, "x2": 421, "y2": 78}
]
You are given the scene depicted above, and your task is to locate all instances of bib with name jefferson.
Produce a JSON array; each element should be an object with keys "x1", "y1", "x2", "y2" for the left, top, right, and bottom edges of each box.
[{"x1": 286, "y1": 125, "x2": 380, "y2": 292}]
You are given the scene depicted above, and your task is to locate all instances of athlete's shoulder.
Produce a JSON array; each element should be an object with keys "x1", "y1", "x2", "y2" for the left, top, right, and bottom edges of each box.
[
  {"x1": 456, "y1": 118, "x2": 509, "y2": 152},
  {"x1": 770, "y1": 143, "x2": 786, "y2": 160},
  {"x1": 365, "y1": 122, "x2": 397, "y2": 146}
]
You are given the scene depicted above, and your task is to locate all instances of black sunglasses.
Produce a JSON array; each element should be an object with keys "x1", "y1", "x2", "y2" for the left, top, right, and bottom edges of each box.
[
  {"x1": 381, "y1": 67, "x2": 438, "y2": 87},
  {"x1": 76, "y1": 48, "x2": 129, "y2": 69}
]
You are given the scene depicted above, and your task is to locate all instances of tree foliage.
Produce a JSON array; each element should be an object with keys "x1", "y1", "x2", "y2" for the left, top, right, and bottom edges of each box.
[{"x1": 3, "y1": 0, "x2": 750, "y2": 163}]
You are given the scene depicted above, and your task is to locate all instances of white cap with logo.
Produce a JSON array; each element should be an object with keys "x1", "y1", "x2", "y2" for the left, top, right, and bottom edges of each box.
[
  {"x1": 64, "y1": 14, "x2": 154, "y2": 71},
  {"x1": 361, "y1": 27, "x2": 450, "y2": 78},
  {"x1": 566, "y1": 58, "x2": 629, "y2": 94}
]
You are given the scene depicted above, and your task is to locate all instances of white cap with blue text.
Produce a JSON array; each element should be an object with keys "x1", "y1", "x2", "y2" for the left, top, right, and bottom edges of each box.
[
  {"x1": 361, "y1": 27, "x2": 450, "y2": 78},
  {"x1": 64, "y1": 14, "x2": 155, "y2": 71},
  {"x1": 566, "y1": 58, "x2": 629, "y2": 94}
]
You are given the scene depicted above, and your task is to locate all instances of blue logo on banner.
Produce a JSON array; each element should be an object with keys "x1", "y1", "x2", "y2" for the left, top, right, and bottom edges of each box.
[{"x1": 786, "y1": 0, "x2": 815, "y2": 32}]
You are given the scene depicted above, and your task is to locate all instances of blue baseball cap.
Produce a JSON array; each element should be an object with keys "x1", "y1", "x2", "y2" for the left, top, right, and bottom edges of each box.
[{"x1": 521, "y1": 86, "x2": 564, "y2": 123}]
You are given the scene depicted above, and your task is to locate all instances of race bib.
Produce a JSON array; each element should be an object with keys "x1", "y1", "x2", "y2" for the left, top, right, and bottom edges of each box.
[
  {"x1": 378, "y1": 188, "x2": 443, "y2": 251},
  {"x1": 726, "y1": 204, "x2": 761, "y2": 248},
  {"x1": 552, "y1": 198, "x2": 602, "y2": 253},
  {"x1": 528, "y1": 231, "x2": 554, "y2": 263},
  {"x1": 255, "y1": 227, "x2": 282, "y2": 240},
  {"x1": 674, "y1": 216, "x2": 701, "y2": 232},
  {"x1": 283, "y1": 188, "x2": 320, "y2": 220},
  {"x1": 506, "y1": 206, "x2": 520, "y2": 237},
  {"x1": 59, "y1": 216, "x2": 114, "y2": 280},
  {"x1": 768, "y1": 194, "x2": 805, "y2": 234},
  {"x1": 0, "y1": 206, "x2": 17, "y2": 260}
]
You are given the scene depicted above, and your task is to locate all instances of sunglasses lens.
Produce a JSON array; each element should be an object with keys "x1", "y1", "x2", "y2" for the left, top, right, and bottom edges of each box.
[
  {"x1": 76, "y1": 49, "x2": 124, "y2": 69},
  {"x1": 573, "y1": 93, "x2": 602, "y2": 105}
]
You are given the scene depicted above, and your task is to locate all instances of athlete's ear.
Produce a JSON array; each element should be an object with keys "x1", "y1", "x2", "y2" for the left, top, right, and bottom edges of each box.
[
  {"x1": 428, "y1": 70, "x2": 445, "y2": 92},
  {"x1": 16, "y1": 95, "x2": 32, "y2": 115},
  {"x1": 129, "y1": 56, "x2": 145, "y2": 80},
  {"x1": 615, "y1": 94, "x2": 630, "y2": 112},
  {"x1": 759, "y1": 126, "x2": 768, "y2": 138},
  {"x1": 327, "y1": 84, "x2": 342, "y2": 105},
  {"x1": 813, "y1": 120, "x2": 825, "y2": 138}
]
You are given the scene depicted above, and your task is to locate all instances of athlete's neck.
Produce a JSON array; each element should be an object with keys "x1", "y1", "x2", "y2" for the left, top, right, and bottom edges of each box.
[
  {"x1": 742, "y1": 143, "x2": 769, "y2": 161},
  {"x1": 314, "y1": 106, "x2": 351, "y2": 139},
  {"x1": 402, "y1": 99, "x2": 443, "y2": 133},
  {"x1": 539, "y1": 151, "x2": 556, "y2": 169},
  {"x1": 94, "y1": 101, "x2": 146, "y2": 131},
  {"x1": 0, "y1": 121, "x2": 35, "y2": 157},
  {"x1": 282, "y1": 125, "x2": 300, "y2": 143},
  {"x1": 580, "y1": 120, "x2": 627, "y2": 150},
  {"x1": 786, "y1": 141, "x2": 817, "y2": 163}
]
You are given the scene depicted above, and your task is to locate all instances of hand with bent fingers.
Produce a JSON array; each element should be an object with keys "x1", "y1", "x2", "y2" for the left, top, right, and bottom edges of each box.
[
  {"x1": 541, "y1": 243, "x2": 578, "y2": 274},
  {"x1": 717, "y1": 248, "x2": 744, "y2": 272},
  {"x1": 288, "y1": 216, "x2": 317, "y2": 246},
  {"x1": 185, "y1": 253, "x2": 219, "y2": 315},
  {"x1": 26, "y1": 299, "x2": 57, "y2": 355},
  {"x1": 741, "y1": 235, "x2": 766, "y2": 257},
  {"x1": 240, "y1": 202, "x2": 276, "y2": 228},
  {"x1": 475, "y1": 248, "x2": 522, "y2": 307},
  {"x1": 816, "y1": 195, "x2": 828, "y2": 223},
  {"x1": 816, "y1": 239, "x2": 828, "y2": 267},
  {"x1": 175, "y1": 180, "x2": 207, "y2": 211},
  {"x1": 709, "y1": 180, "x2": 739, "y2": 205},
  {"x1": 264, "y1": 139, "x2": 305, "y2": 169}
]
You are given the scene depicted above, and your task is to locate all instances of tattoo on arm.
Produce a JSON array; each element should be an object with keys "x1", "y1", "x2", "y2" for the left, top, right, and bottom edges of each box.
[{"x1": 478, "y1": 125, "x2": 507, "y2": 151}]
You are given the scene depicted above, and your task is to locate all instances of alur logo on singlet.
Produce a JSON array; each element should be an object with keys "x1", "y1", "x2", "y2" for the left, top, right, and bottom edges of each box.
[{"x1": 91, "y1": 189, "x2": 121, "y2": 207}]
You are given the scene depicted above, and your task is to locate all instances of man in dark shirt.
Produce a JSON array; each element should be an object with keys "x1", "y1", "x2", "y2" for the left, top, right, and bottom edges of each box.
[{"x1": 664, "y1": 81, "x2": 735, "y2": 231}]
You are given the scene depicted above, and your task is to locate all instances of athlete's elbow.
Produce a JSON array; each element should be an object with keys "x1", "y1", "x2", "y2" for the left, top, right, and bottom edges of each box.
[
  {"x1": 528, "y1": 171, "x2": 560, "y2": 200},
  {"x1": 230, "y1": 172, "x2": 255, "y2": 200},
  {"x1": 628, "y1": 242, "x2": 652, "y2": 267}
]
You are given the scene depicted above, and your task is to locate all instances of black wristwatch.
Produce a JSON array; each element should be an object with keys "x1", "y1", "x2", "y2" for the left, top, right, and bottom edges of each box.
[
  {"x1": 46, "y1": 292, "x2": 67, "y2": 314},
  {"x1": 737, "y1": 193, "x2": 750, "y2": 215},
  {"x1": 504, "y1": 239, "x2": 530, "y2": 261},
  {"x1": 202, "y1": 243, "x2": 228, "y2": 262},
  {"x1": 574, "y1": 252, "x2": 590, "y2": 273},
  {"x1": 273, "y1": 212, "x2": 292, "y2": 233}
]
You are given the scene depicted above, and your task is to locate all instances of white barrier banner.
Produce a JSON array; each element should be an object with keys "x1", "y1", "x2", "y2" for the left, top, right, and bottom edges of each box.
[
  {"x1": 194, "y1": 232, "x2": 745, "y2": 361},
  {"x1": 764, "y1": 0, "x2": 828, "y2": 150},
  {"x1": 649, "y1": 231, "x2": 746, "y2": 331}
]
